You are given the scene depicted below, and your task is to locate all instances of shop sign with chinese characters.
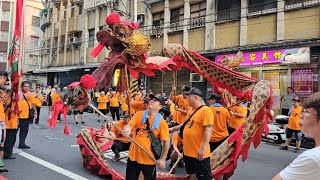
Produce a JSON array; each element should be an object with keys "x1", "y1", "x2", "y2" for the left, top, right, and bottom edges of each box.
[
  {"x1": 215, "y1": 47, "x2": 310, "y2": 67},
  {"x1": 291, "y1": 69, "x2": 314, "y2": 98}
]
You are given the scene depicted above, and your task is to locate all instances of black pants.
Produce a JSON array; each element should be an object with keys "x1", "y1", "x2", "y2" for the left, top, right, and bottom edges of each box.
[
  {"x1": 35, "y1": 106, "x2": 41, "y2": 124},
  {"x1": 111, "y1": 140, "x2": 130, "y2": 154},
  {"x1": 4, "y1": 129, "x2": 18, "y2": 157},
  {"x1": 110, "y1": 107, "x2": 120, "y2": 121},
  {"x1": 126, "y1": 158, "x2": 156, "y2": 180},
  {"x1": 228, "y1": 127, "x2": 236, "y2": 135},
  {"x1": 18, "y1": 118, "x2": 30, "y2": 146},
  {"x1": 282, "y1": 108, "x2": 290, "y2": 116},
  {"x1": 184, "y1": 155, "x2": 213, "y2": 180},
  {"x1": 210, "y1": 137, "x2": 228, "y2": 152}
]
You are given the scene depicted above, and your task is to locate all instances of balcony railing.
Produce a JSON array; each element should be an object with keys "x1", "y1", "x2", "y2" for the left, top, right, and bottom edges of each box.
[
  {"x1": 216, "y1": 8, "x2": 241, "y2": 22},
  {"x1": 188, "y1": 17, "x2": 206, "y2": 29},
  {"x1": 168, "y1": 21, "x2": 183, "y2": 32},
  {"x1": 248, "y1": 2, "x2": 277, "y2": 16},
  {"x1": 145, "y1": 26, "x2": 163, "y2": 36},
  {"x1": 285, "y1": 0, "x2": 320, "y2": 10}
]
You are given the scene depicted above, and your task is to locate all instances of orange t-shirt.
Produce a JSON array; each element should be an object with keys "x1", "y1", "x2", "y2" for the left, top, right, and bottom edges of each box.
[
  {"x1": 182, "y1": 106, "x2": 213, "y2": 159},
  {"x1": 120, "y1": 97, "x2": 129, "y2": 112},
  {"x1": 172, "y1": 132, "x2": 183, "y2": 148},
  {"x1": 210, "y1": 106, "x2": 230, "y2": 142},
  {"x1": 132, "y1": 101, "x2": 144, "y2": 112},
  {"x1": 51, "y1": 92, "x2": 61, "y2": 106},
  {"x1": 288, "y1": 106, "x2": 303, "y2": 130},
  {"x1": 18, "y1": 92, "x2": 35, "y2": 119},
  {"x1": 5, "y1": 99, "x2": 18, "y2": 129},
  {"x1": 109, "y1": 92, "x2": 120, "y2": 107},
  {"x1": 229, "y1": 105, "x2": 247, "y2": 129},
  {"x1": 33, "y1": 92, "x2": 44, "y2": 107},
  {"x1": 97, "y1": 95, "x2": 108, "y2": 110},
  {"x1": 128, "y1": 111, "x2": 170, "y2": 165},
  {"x1": 112, "y1": 120, "x2": 130, "y2": 143},
  {"x1": 174, "y1": 95, "x2": 190, "y2": 124}
]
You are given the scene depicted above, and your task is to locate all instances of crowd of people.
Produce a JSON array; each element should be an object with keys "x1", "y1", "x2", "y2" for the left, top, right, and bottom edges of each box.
[{"x1": 0, "y1": 69, "x2": 318, "y2": 179}]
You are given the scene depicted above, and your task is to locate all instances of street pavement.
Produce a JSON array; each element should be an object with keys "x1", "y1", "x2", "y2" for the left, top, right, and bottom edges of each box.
[{"x1": 2, "y1": 107, "x2": 301, "y2": 180}]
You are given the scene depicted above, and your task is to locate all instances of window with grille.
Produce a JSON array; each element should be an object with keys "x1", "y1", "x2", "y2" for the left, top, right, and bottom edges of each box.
[
  {"x1": 32, "y1": 16, "x2": 40, "y2": 27},
  {"x1": 217, "y1": 0, "x2": 241, "y2": 21},
  {"x1": 88, "y1": 29, "x2": 95, "y2": 48},
  {"x1": 190, "y1": 2, "x2": 206, "y2": 19},
  {"x1": 170, "y1": 7, "x2": 184, "y2": 31},
  {"x1": 152, "y1": 12, "x2": 164, "y2": 27},
  {"x1": 248, "y1": 0, "x2": 277, "y2": 14}
]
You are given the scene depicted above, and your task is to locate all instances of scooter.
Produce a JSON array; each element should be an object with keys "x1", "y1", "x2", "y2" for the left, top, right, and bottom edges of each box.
[{"x1": 262, "y1": 115, "x2": 288, "y2": 144}]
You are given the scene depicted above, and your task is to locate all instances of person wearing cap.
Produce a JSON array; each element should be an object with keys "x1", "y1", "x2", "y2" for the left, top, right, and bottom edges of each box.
[
  {"x1": 208, "y1": 93, "x2": 230, "y2": 152},
  {"x1": 228, "y1": 99, "x2": 247, "y2": 135},
  {"x1": 280, "y1": 97, "x2": 303, "y2": 153},
  {"x1": 120, "y1": 92, "x2": 129, "y2": 115},
  {"x1": 169, "y1": 85, "x2": 191, "y2": 125},
  {"x1": 33, "y1": 85, "x2": 44, "y2": 124},
  {"x1": 17, "y1": 81, "x2": 37, "y2": 149},
  {"x1": 123, "y1": 94, "x2": 170, "y2": 180},
  {"x1": 182, "y1": 87, "x2": 213, "y2": 179},
  {"x1": 97, "y1": 91, "x2": 108, "y2": 122},
  {"x1": 110, "y1": 114, "x2": 131, "y2": 161}
]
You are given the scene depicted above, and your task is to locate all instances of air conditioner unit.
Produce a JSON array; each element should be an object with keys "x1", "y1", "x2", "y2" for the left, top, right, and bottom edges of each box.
[{"x1": 190, "y1": 73, "x2": 204, "y2": 82}]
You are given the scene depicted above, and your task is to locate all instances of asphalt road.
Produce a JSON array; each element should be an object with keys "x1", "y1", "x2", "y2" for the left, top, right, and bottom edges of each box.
[{"x1": 2, "y1": 107, "x2": 300, "y2": 180}]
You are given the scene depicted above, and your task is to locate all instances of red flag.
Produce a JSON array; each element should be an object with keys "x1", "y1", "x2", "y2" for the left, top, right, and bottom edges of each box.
[{"x1": 8, "y1": 0, "x2": 25, "y2": 114}]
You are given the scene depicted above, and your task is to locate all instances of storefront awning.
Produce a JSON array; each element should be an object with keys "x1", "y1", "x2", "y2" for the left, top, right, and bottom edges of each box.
[{"x1": 31, "y1": 64, "x2": 100, "y2": 74}]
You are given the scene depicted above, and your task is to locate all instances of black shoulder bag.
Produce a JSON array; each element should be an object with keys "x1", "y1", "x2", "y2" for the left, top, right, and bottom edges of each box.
[
  {"x1": 146, "y1": 118, "x2": 162, "y2": 160},
  {"x1": 179, "y1": 105, "x2": 204, "y2": 139},
  {"x1": 23, "y1": 94, "x2": 35, "y2": 120}
]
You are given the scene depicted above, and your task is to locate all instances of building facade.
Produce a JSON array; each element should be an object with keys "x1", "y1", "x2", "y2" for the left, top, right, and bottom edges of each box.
[
  {"x1": 143, "y1": 0, "x2": 320, "y2": 115},
  {"x1": 0, "y1": 0, "x2": 15, "y2": 70}
]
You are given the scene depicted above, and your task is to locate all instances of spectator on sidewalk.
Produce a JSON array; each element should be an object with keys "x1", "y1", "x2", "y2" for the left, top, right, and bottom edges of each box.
[
  {"x1": 281, "y1": 87, "x2": 297, "y2": 116},
  {"x1": 273, "y1": 92, "x2": 320, "y2": 180},
  {"x1": 280, "y1": 97, "x2": 303, "y2": 153},
  {"x1": 33, "y1": 85, "x2": 44, "y2": 124}
]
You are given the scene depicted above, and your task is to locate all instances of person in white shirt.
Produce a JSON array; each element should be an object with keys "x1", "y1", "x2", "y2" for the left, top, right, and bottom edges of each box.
[{"x1": 273, "y1": 92, "x2": 320, "y2": 180}]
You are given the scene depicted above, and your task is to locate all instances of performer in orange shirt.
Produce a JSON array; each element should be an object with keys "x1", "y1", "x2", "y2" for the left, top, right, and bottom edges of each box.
[
  {"x1": 169, "y1": 85, "x2": 191, "y2": 125},
  {"x1": 34, "y1": 85, "x2": 44, "y2": 124},
  {"x1": 169, "y1": 132, "x2": 183, "y2": 173},
  {"x1": 182, "y1": 87, "x2": 213, "y2": 179},
  {"x1": 280, "y1": 97, "x2": 303, "y2": 153},
  {"x1": 109, "y1": 89, "x2": 120, "y2": 121},
  {"x1": 4, "y1": 92, "x2": 18, "y2": 159},
  {"x1": 18, "y1": 81, "x2": 37, "y2": 149},
  {"x1": 110, "y1": 114, "x2": 131, "y2": 161},
  {"x1": 120, "y1": 93, "x2": 129, "y2": 115},
  {"x1": 123, "y1": 94, "x2": 170, "y2": 180},
  {"x1": 207, "y1": 93, "x2": 230, "y2": 152},
  {"x1": 97, "y1": 91, "x2": 108, "y2": 122},
  {"x1": 228, "y1": 101, "x2": 247, "y2": 135}
]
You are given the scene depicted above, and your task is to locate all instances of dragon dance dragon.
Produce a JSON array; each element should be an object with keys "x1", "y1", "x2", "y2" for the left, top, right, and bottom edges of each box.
[{"x1": 50, "y1": 12, "x2": 273, "y2": 180}]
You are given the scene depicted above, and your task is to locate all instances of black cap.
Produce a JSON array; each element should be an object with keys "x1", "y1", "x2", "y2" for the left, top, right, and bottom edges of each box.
[
  {"x1": 185, "y1": 87, "x2": 203, "y2": 97},
  {"x1": 149, "y1": 94, "x2": 165, "y2": 106},
  {"x1": 292, "y1": 97, "x2": 300, "y2": 102},
  {"x1": 0, "y1": 70, "x2": 8, "y2": 78},
  {"x1": 207, "y1": 93, "x2": 221, "y2": 102},
  {"x1": 181, "y1": 85, "x2": 190, "y2": 92},
  {"x1": 143, "y1": 98, "x2": 150, "y2": 103}
]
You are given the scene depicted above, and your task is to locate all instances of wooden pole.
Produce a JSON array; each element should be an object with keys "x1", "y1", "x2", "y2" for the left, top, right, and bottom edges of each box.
[
  {"x1": 89, "y1": 103, "x2": 158, "y2": 163},
  {"x1": 124, "y1": 66, "x2": 133, "y2": 119}
]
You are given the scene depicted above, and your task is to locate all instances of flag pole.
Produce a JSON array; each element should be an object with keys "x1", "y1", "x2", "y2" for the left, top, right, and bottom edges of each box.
[{"x1": 19, "y1": 0, "x2": 26, "y2": 77}]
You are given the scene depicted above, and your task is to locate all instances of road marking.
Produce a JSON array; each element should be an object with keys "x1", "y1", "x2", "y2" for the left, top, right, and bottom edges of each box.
[
  {"x1": 70, "y1": 145, "x2": 79, "y2": 148},
  {"x1": 104, "y1": 150, "x2": 128, "y2": 163},
  {"x1": 45, "y1": 135, "x2": 64, "y2": 141},
  {"x1": 18, "y1": 151, "x2": 89, "y2": 180}
]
